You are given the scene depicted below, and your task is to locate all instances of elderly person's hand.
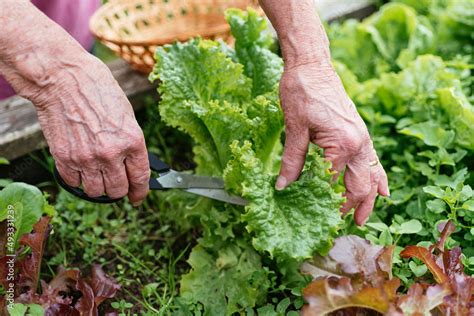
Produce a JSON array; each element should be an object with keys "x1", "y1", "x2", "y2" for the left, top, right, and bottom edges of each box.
[
  {"x1": 278, "y1": 62, "x2": 389, "y2": 225},
  {"x1": 259, "y1": 0, "x2": 389, "y2": 225},
  {"x1": 0, "y1": 0, "x2": 150, "y2": 205}
]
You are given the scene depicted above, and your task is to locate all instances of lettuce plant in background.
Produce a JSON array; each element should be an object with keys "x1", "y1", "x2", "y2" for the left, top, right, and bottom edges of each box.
[{"x1": 328, "y1": 0, "x2": 474, "y2": 282}]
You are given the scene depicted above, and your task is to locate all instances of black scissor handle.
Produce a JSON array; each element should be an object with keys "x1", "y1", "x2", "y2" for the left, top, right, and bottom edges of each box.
[{"x1": 54, "y1": 152, "x2": 170, "y2": 203}]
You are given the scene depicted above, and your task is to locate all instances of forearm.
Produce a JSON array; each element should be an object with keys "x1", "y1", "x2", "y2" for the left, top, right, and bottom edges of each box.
[
  {"x1": 258, "y1": 0, "x2": 331, "y2": 69},
  {"x1": 0, "y1": 0, "x2": 93, "y2": 103}
]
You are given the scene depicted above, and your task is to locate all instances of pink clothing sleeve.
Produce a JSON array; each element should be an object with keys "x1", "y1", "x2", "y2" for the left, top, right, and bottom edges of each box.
[{"x1": 0, "y1": 0, "x2": 101, "y2": 100}]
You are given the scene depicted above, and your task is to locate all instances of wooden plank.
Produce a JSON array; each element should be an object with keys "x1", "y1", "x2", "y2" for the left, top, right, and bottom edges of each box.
[{"x1": 0, "y1": 59, "x2": 154, "y2": 160}]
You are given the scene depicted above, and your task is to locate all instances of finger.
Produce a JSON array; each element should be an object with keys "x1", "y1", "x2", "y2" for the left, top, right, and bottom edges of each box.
[
  {"x1": 377, "y1": 165, "x2": 390, "y2": 196},
  {"x1": 103, "y1": 160, "x2": 129, "y2": 199},
  {"x1": 81, "y1": 168, "x2": 105, "y2": 197},
  {"x1": 56, "y1": 162, "x2": 81, "y2": 187},
  {"x1": 340, "y1": 157, "x2": 371, "y2": 214},
  {"x1": 125, "y1": 150, "x2": 150, "y2": 206},
  {"x1": 354, "y1": 178, "x2": 378, "y2": 225},
  {"x1": 276, "y1": 129, "x2": 310, "y2": 190}
]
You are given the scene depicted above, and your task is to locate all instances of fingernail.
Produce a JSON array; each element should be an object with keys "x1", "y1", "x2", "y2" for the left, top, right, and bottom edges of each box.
[
  {"x1": 132, "y1": 200, "x2": 143, "y2": 207},
  {"x1": 275, "y1": 176, "x2": 287, "y2": 191}
]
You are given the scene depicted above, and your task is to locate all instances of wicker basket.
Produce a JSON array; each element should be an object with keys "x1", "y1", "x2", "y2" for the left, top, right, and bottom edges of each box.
[{"x1": 90, "y1": 0, "x2": 260, "y2": 74}]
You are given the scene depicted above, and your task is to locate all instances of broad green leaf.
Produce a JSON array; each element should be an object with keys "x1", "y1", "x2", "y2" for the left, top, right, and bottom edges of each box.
[
  {"x1": 0, "y1": 157, "x2": 9, "y2": 165},
  {"x1": 0, "y1": 183, "x2": 45, "y2": 248}
]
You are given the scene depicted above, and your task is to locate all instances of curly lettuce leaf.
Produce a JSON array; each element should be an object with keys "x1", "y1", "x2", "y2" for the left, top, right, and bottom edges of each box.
[
  {"x1": 150, "y1": 39, "x2": 252, "y2": 175},
  {"x1": 179, "y1": 242, "x2": 271, "y2": 315},
  {"x1": 437, "y1": 87, "x2": 474, "y2": 150},
  {"x1": 328, "y1": 3, "x2": 434, "y2": 81},
  {"x1": 226, "y1": 8, "x2": 283, "y2": 96},
  {"x1": 224, "y1": 141, "x2": 343, "y2": 260}
]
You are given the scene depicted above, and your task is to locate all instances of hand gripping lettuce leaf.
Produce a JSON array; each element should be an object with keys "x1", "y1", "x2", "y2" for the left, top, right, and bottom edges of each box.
[{"x1": 224, "y1": 141, "x2": 344, "y2": 260}]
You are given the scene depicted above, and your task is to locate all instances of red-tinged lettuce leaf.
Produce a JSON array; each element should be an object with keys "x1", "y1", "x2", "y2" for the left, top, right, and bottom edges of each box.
[
  {"x1": 392, "y1": 283, "x2": 450, "y2": 315},
  {"x1": 302, "y1": 276, "x2": 400, "y2": 315},
  {"x1": 400, "y1": 245, "x2": 448, "y2": 283},
  {"x1": 89, "y1": 264, "x2": 121, "y2": 306},
  {"x1": 75, "y1": 265, "x2": 121, "y2": 315},
  {"x1": 400, "y1": 221, "x2": 474, "y2": 315},
  {"x1": 17, "y1": 216, "x2": 52, "y2": 292},
  {"x1": 302, "y1": 236, "x2": 394, "y2": 283},
  {"x1": 302, "y1": 236, "x2": 400, "y2": 315},
  {"x1": 436, "y1": 220, "x2": 456, "y2": 251},
  {"x1": 75, "y1": 279, "x2": 95, "y2": 315}
]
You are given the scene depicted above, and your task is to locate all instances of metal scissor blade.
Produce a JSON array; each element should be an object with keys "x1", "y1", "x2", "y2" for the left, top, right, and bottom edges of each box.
[
  {"x1": 158, "y1": 170, "x2": 225, "y2": 189},
  {"x1": 185, "y1": 188, "x2": 249, "y2": 206}
]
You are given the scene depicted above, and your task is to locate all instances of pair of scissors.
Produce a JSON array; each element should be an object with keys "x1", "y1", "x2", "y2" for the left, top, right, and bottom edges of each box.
[{"x1": 53, "y1": 152, "x2": 248, "y2": 205}]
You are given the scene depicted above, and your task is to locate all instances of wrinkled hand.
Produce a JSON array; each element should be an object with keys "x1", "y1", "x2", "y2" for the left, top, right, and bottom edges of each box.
[
  {"x1": 33, "y1": 56, "x2": 150, "y2": 205},
  {"x1": 276, "y1": 62, "x2": 389, "y2": 225}
]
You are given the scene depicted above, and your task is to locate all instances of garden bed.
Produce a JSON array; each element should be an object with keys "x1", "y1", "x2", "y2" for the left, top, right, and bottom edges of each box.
[{"x1": 1, "y1": 0, "x2": 473, "y2": 315}]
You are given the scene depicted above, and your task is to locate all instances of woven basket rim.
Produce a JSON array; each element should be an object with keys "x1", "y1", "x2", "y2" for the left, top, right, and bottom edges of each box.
[{"x1": 90, "y1": 0, "x2": 237, "y2": 47}]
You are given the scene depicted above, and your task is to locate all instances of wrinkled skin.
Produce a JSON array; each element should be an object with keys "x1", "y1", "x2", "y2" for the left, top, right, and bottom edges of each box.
[
  {"x1": 260, "y1": 0, "x2": 390, "y2": 225},
  {"x1": 35, "y1": 57, "x2": 150, "y2": 204},
  {"x1": 278, "y1": 63, "x2": 389, "y2": 225},
  {"x1": 0, "y1": 1, "x2": 149, "y2": 205}
]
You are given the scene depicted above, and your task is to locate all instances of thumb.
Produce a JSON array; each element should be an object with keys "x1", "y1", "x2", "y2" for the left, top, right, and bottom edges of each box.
[{"x1": 276, "y1": 129, "x2": 309, "y2": 190}]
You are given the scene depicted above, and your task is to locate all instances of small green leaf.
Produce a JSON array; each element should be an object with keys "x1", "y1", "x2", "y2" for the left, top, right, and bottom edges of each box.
[
  {"x1": 426, "y1": 199, "x2": 446, "y2": 214},
  {"x1": 0, "y1": 157, "x2": 9, "y2": 165},
  {"x1": 459, "y1": 185, "x2": 473, "y2": 202},
  {"x1": 409, "y1": 261, "x2": 428, "y2": 277},
  {"x1": 398, "y1": 219, "x2": 423, "y2": 234},
  {"x1": 462, "y1": 200, "x2": 474, "y2": 211},
  {"x1": 366, "y1": 222, "x2": 389, "y2": 232},
  {"x1": 26, "y1": 304, "x2": 44, "y2": 316},
  {"x1": 142, "y1": 283, "x2": 160, "y2": 297},
  {"x1": 379, "y1": 229, "x2": 393, "y2": 246},
  {"x1": 9, "y1": 304, "x2": 28, "y2": 316},
  {"x1": 276, "y1": 297, "x2": 291, "y2": 313},
  {"x1": 423, "y1": 186, "x2": 445, "y2": 199}
]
